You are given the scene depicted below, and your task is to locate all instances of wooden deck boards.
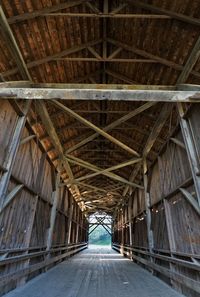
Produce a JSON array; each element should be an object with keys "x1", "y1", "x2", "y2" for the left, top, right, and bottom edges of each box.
[{"x1": 4, "y1": 247, "x2": 185, "y2": 297}]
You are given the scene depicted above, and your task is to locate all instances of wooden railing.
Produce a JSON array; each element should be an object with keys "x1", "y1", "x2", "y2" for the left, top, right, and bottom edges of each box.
[
  {"x1": 0, "y1": 242, "x2": 87, "y2": 288},
  {"x1": 112, "y1": 243, "x2": 200, "y2": 295}
]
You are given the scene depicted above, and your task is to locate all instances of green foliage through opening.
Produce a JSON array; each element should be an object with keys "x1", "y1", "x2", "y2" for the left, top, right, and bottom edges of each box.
[{"x1": 89, "y1": 225, "x2": 111, "y2": 246}]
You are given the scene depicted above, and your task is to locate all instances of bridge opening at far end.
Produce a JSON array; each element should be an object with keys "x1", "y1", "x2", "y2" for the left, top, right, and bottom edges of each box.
[{"x1": 88, "y1": 212, "x2": 112, "y2": 248}]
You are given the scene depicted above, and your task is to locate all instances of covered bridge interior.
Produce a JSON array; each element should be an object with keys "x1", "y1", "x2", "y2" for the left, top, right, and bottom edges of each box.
[{"x1": 0, "y1": 0, "x2": 200, "y2": 296}]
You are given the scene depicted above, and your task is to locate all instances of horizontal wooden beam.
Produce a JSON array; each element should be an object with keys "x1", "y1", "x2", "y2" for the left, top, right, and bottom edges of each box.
[
  {"x1": 1, "y1": 83, "x2": 200, "y2": 102},
  {"x1": 55, "y1": 57, "x2": 157, "y2": 63},
  {"x1": 108, "y1": 38, "x2": 200, "y2": 79},
  {"x1": 0, "y1": 243, "x2": 87, "y2": 288},
  {"x1": 7, "y1": 0, "x2": 90, "y2": 24},
  {"x1": 1, "y1": 40, "x2": 102, "y2": 77},
  {"x1": 126, "y1": 0, "x2": 200, "y2": 27},
  {"x1": 44, "y1": 12, "x2": 171, "y2": 19}
]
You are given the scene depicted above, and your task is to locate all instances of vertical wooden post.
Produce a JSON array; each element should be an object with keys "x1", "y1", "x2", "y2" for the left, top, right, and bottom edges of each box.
[
  {"x1": 158, "y1": 156, "x2": 179, "y2": 289},
  {"x1": 75, "y1": 209, "x2": 80, "y2": 243},
  {"x1": 128, "y1": 196, "x2": 133, "y2": 259},
  {"x1": 143, "y1": 158, "x2": 154, "y2": 252},
  {"x1": 46, "y1": 172, "x2": 60, "y2": 251},
  {"x1": 177, "y1": 103, "x2": 200, "y2": 206},
  {"x1": 128, "y1": 197, "x2": 133, "y2": 246},
  {"x1": 0, "y1": 101, "x2": 31, "y2": 209},
  {"x1": 157, "y1": 156, "x2": 176, "y2": 252},
  {"x1": 67, "y1": 195, "x2": 74, "y2": 245}
]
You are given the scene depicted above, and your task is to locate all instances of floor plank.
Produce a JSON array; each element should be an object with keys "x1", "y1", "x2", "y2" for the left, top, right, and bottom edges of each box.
[{"x1": 4, "y1": 246, "x2": 185, "y2": 297}]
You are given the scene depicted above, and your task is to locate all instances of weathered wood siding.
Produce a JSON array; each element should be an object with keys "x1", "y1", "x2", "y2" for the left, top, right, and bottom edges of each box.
[
  {"x1": 0, "y1": 100, "x2": 88, "y2": 296},
  {"x1": 113, "y1": 105, "x2": 200, "y2": 297}
]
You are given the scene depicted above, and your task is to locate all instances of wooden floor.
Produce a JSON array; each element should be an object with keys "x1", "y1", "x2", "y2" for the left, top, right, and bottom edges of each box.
[{"x1": 5, "y1": 246, "x2": 184, "y2": 297}]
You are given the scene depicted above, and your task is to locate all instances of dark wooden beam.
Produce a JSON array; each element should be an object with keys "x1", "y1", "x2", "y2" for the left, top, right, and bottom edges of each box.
[
  {"x1": 7, "y1": 0, "x2": 90, "y2": 24},
  {"x1": 177, "y1": 36, "x2": 200, "y2": 84},
  {"x1": 0, "y1": 6, "x2": 31, "y2": 80},
  {"x1": 107, "y1": 38, "x2": 200, "y2": 79},
  {"x1": 126, "y1": 0, "x2": 200, "y2": 27},
  {"x1": 1, "y1": 40, "x2": 102, "y2": 78}
]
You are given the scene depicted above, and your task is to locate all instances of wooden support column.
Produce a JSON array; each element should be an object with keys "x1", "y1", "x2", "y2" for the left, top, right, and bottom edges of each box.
[
  {"x1": 0, "y1": 101, "x2": 31, "y2": 209},
  {"x1": 75, "y1": 209, "x2": 80, "y2": 243},
  {"x1": 143, "y1": 159, "x2": 154, "y2": 253},
  {"x1": 128, "y1": 197, "x2": 133, "y2": 259},
  {"x1": 67, "y1": 195, "x2": 74, "y2": 245},
  {"x1": 46, "y1": 172, "x2": 61, "y2": 251},
  {"x1": 177, "y1": 103, "x2": 200, "y2": 206},
  {"x1": 157, "y1": 156, "x2": 180, "y2": 289},
  {"x1": 121, "y1": 211, "x2": 124, "y2": 255}
]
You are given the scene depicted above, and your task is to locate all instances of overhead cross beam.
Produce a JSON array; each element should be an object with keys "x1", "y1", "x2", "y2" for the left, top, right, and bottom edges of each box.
[
  {"x1": 64, "y1": 101, "x2": 156, "y2": 154},
  {"x1": 72, "y1": 181, "x2": 121, "y2": 197},
  {"x1": 76, "y1": 157, "x2": 142, "y2": 182},
  {"x1": 0, "y1": 83, "x2": 200, "y2": 102},
  {"x1": 51, "y1": 100, "x2": 140, "y2": 157},
  {"x1": 7, "y1": 0, "x2": 200, "y2": 26},
  {"x1": 65, "y1": 154, "x2": 144, "y2": 189},
  {"x1": 43, "y1": 13, "x2": 171, "y2": 19}
]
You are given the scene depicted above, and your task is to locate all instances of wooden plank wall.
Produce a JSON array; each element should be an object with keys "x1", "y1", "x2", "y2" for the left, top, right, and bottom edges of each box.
[
  {"x1": 0, "y1": 100, "x2": 88, "y2": 296},
  {"x1": 112, "y1": 105, "x2": 200, "y2": 297}
]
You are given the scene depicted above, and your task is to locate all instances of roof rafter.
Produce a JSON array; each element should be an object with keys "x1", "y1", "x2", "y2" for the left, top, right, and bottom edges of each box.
[
  {"x1": 126, "y1": 0, "x2": 200, "y2": 27},
  {"x1": 0, "y1": 6, "x2": 31, "y2": 80},
  {"x1": 7, "y1": 0, "x2": 91, "y2": 24},
  {"x1": 1, "y1": 39, "x2": 102, "y2": 78},
  {"x1": 107, "y1": 38, "x2": 200, "y2": 79},
  {"x1": 35, "y1": 100, "x2": 82, "y2": 205}
]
